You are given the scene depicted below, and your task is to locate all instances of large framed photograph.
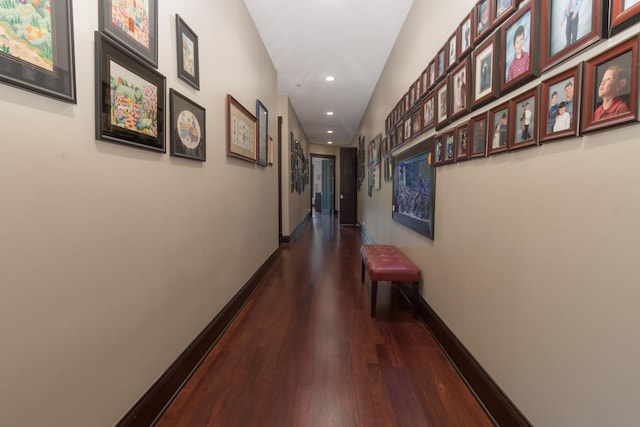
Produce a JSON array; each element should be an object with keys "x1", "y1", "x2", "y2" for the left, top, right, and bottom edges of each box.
[
  {"x1": 540, "y1": 65, "x2": 581, "y2": 142},
  {"x1": 0, "y1": 0, "x2": 76, "y2": 103},
  {"x1": 99, "y1": 0, "x2": 158, "y2": 67},
  {"x1": 459, "y1": 13, "x2": 474, "y2": 60},
  {"x1": 541, "y1": 0, "x2": 605, "y2": 71},
  {"x1": 450, "y1": 58, "x2": 470, "y2": 121},
  {"x1": 226, "y1": 94, "x2": 257, "y2": 162},
  {"x1": 422, "y1": 93, "x2": 436, "y2": 131},
  {"x1": 488, "y1": 102, "x2": 511, "y2": 155},
  {"x1": 610, "y1": 0, "x2": 640, "y2": 35},
  {"x1": 456, "y1": 122, "x2": 471, "y2": 162},
  {"x1": 176, "y1": 14, "x2": 200, "y2": 90},
  {"x1": 500, "y1": 1, "x2": 540, "y2": 94},
  {"x1": 392, "y1": 139, "x2": 436, "y2": 240},
  {"x1": 256, "y1": 100, "x2": 268, "y2": 166},
  {"x1": 582, "y1": 37, "x2": 638, "y2": 133},
  {"x1": 510, "y1": 87, "x2": 539, "y2": 150},
  {"x1": 95, "y1": 32, "x2": 165, "y2": 152},
  {"x1": 435, "y1": 80, "x2": 449, "y2": 129},
  {"x1": 475, "y1": 0, "x2": 493, "y2": 43},
  {"x1": 169, "y1": 89, "x2": 205, "y2": 161},
  {"x1": 472, "y1": 32, "x2": 500, "y2": 108},
  {"x1": 470, "y1": 112, "x2": 488, "y2": 158}
]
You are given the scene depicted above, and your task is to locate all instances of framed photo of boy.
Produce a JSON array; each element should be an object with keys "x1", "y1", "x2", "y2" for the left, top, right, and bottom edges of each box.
[
  {"x1": 472, "y1": 33, "x2": 500, "y2": 108},
  {"x1": 435, "y1": 80, "x2": 450, "y2": 129},
  {"x1": 449, "y1": 58, "x2": 470, "y2": 121},
  {"x1": 582, "y1": 37, "x2": 638, "y2": 133},
  {"x1": 540, "y1": 0, "x2": 605, "y2": 71},
  {"x1": 510, "y1": 88, "x2": 539, "y2": 150},
  {"x1": 475, "y1": 0, "x2": 494, "y2": 44},
  {"x1": 422, "y1": 93, "x2": 436, "y2": 131},
  {"x1": 494, "y1": 0, "x2": 517, "y2": 27},
  {"x1": 488, "y1": 102, "x2": 511, "y2": 155},
  {"x1": 456, "y1": 122, "x2": 471, "y2": 162},
  {"x1": 459, "y1": 13, "x2": 474, "y2": 60},
  {"x1": 470, "y1": 112, "x2": 488, "y2": 158},
  {"x1": 610, "y1": 0, "x2": 640, "y2": 35},
  {"x1": 500, "y1": 1, "x2": 540, "y2": 94},
  {"x1": 539, "y1": 65, "x2": 581, "y2": 142}
]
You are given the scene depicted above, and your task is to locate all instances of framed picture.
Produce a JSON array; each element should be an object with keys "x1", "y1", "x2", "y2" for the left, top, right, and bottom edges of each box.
[
  {"x1": 412, "y1": 108, "x2": 423, "y2": 137},
  {"x1": 434, "y1": 135, "x2": 444, "y2": 166},
  {"x1": 392, "y1": 138, "x2": 437, "y2": 240},
  {"x1": 475, "y1": 0, "x2": 493, "y2": 44},
  {"x1": 443, "y1": 130, "x2": 456, "y2": 163},
  {"x1": 415, "y1": 77, "x2": 423, "y2": 102},
  {"x1": 395, "y1": 123, "x2": 404, "y2": 149},
  {"x1": 510, "y1": 87, "x2": 539, "y2": 150},
  {"x1": 470, "y1": 112, "x2": 488, "y2": 158},
  {"x1": 176, "y1": 15, "x2": 200, "y2": 90},
  {"x1": 375, "y1": 133, "x2": 383, "y2": 165},
  {"x1": 428, "y1": 60, "x2": 436, "y2": 90},
  {"x1": 456, "y1": 123, "x2": 471, "y2": 161},
  {"x1": 541, "y1": 0, "x2": 605, "y2": 71},
  {"x1": 169, "y1": 89, "x2": 205, "y2": 161},
  {"x1": 99, "y1": 0, "x2": 158, "y2": 68},
  {"x1": 404, "y1": 116, "x2": 412, "y2": 142},
  {"x1": 500, "y1": 1, "x2": 540, "y2": 94},
  {"x1": 539, "y1": 65, "x2": 581, "y2": 142},
  {"x1": 0, "y1": 0, "x2": 76, "y2": 103},
  {"x1": 459, "y1": 13, "x2": 474, "y2": 60},
  {"x1": 226, "y1": 94, "x2": 257, "y2": 162},
  {"x1": 493, "y1": 0, "x2": 517, "y2": 27},
  {"x1": 383, "y1": 155, "x2": 393, "y2": 182},
  {"x1": 256, "y1": 100, "x2": 268, "y2": 166},
  {"x1": 436, "y1": 48, "x2": 447, "y2": 82},
  {"x1": 421, "y1": 68, "x2": 429, "y2": 97},
  {"x1": 447, "y1": 31, "x2": 458, "y2": 71},
  {"x1": 435, "y1": 80, "x2": 449, "y2": 129},
  {"x1": 610, "y1": 0, "x2": 640, "y2": 35},
  {"x1": 422, "y1": 93, "x2": 436, "y2": 131},
  {"x1": 95, "y1": 32, "x2": 165, "y2": 152},
  {"x1": 450, "y1": 58, "x2": 470, "y2": 121},
  {"x1": 410, "y1": 82, "x2": 417, "y2": 107},
  {"x1": 582, "y1": 37, "x2": 638, "y2": 133},
  {"x1": 472, "y1": 32, "x2": 500, "y2": 108},
  {"x1": 488, "y1": 102, "x2": 511, "y2": 155}
]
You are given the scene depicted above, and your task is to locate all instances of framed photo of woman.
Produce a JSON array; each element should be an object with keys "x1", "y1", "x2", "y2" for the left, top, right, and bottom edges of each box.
[
  {"x1": 582, "y1": 37, "x2": 638, "y2": 133},
  {"x1": 500, "y1": 1, "x2": 540, "y2": 94},
  {"x1": 470, "y1": 112, "x2": 488, "y2": 158},
  {"x1": 450, "y1": 58, "x2": 470, "y2": 121},
  {"x1": 472, "y1": 32, "x2": 500, "y2": 108},
  {"x1": 488, "y1": 102, "x2": 511, "y2": 155},
  {"x1": 539, "y1": 65, "x2": 581, "y2": 142},
  {"x1": 610, "y1": 0, "x2": 640, "y2": 35},
  {"x1": 509, "y1": 87, "x2": 539, "y2": 150}
]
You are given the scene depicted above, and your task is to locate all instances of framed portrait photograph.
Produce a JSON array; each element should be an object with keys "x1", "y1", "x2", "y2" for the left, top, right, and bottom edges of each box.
[
  {"x1": 456, "y1": 123, "x2": 471, "y2": 162},
  {"x1": 95, "y1": 32, "x2": 165, "y2": 152},
  {"x1": 176, "y1": 15, "x2": 200, "y2": 90},
  {"x1": 435, "y1": 80, "x2": 449, "y2": 129},
  {"x1": 488, "y1": 102, "x2": 511, "y2": 155},
  {"x1": 434, "y1": 135, "x2": 445, "y2": 166},
  {"x1": 0, "y1": 0, "x2": 76, "y2": 103},
  {"x1": 450, "y1": 58, "x2": 470, "y2": 121},
  {"x1": 256, "y1": 100, "x2": 268, "y2": 166},
  {"x1": 422, "y1": 93, "x2": 436, "y2": 131},
  {"x1": 392, "y1": 138, "x2": 436, "y2": 239},
  {"x1": 459, "y1": 13, "x2": 474, "y2": 60},
  {"x1": 415, "y1": 77, "x2": 423, "y2": 101},
  {"x1": 395, "y1": 123, "x2": 404, "y2": 149},
  {"x1": 582, "y1": 37, "x2": 638, "y2": 133},
  {"x1": 475, "y1": 0, "x2": 494, "y2": 44},
  {"x1": 500, "y1": 1, "x2": 540, "y2": 94},
  {"x1": 99, "y1": 0, "x2": 158, "y2": 67},
  {"x1": 470, "y1": 112, "x2": 488, "y2": 158},
  {"x1": 436, "y1": 48, "x2": 447, "y2": 82},
  {"x1": 412, "y1": 108, "x2": 423, "y2": 137},
  {"x1": 428, "y1": 60, "x2": 436, "y2": 90},
  {"x1": 610, "y1": 0, "x2": 640, "y2": 35},
  {"x1": 539, "y1": 65, "x2": 581, "y2": 142},
  {"x1": 472, "y1": 32, "x2": 500, "y2": 109},
  {"x1": 443, "y1": 130, "x2": 456, "y2": 164},
  {"x1": 404, "y1": 116, "x2": 413, "y2": 142},
  {"x1": 510, "y1": 88, "x2": 539, "y2": 150},
  {"x1": 410, "y1": 82, "x2": 417, "y2": 108},
  {"x1": 493, "y1": 0, "x2": 517, "y2": 27},
  {"x1": 421, "y1": 68, "x2": 429, "y2": 97},
  {"x1": 447, "y1": 31, "x2": 458, "y2": 71},
  {"x1": 541, "y1": 0, "x2": 605, "y2": 71},
  {"x1": 169, "y1": 89, "x2": 205, "y2": 161},
  {"x1": 226, "y1": 94, "x2": 257, "y2": 162}
]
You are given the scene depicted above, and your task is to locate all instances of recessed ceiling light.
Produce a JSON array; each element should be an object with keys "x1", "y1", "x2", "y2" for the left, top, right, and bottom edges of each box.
[
  {"x1": 328, "y1": 141, "x2": 333, "y2": 144},
  {"x1": 327, "y1": 130, "x2": 334, "y2": 134},
  {"x1": 325, "y1": 76, "x2": 335, "y2": 82},
  {"x1": 326, "y1": 111, "x2": 334, "y2": 116}
]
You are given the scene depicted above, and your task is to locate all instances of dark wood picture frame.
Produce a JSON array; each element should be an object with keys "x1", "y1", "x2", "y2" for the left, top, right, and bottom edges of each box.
[
  {"x1": 449, "y1": 58, "x2": 471, "y2": 121},
  {"x1": 256, "y1": 99, "x2": 269, "y2": 166},
  {"x1": 539, "y1": 65, "x2": 582, "y2": 142},
  {"x1": 472, "y1": 32, "x2": 500, "y2": 109},
  {"x1": 447, "y1": 31, "x2": 458, "y2": 71},
  {"x1": 95, "y1": 31, "x2": 165, "y2": 152},
  {"x1": 412, "y1": 107, "x2": 423, "y2": 137},
  {"x1": 509, "y1": 87, "x2": 539, "y2": 150},
  {"x1": 470, "y1": 112, "x2": 488, "y2": 158},
  {"x1": 435, "y1": 80, "x2": 449, "y2": 129},
  {"x1": 582, "y1": 37, "x2": 638, "y2": 133},
  {"x1": 443, "y1": 130, "x2": 456, "y2": 164},
  {"x1": 500, "y1": 1, "x2": 540, "y2": 95},
  {"x1": 422, "y1": 93, "x2": 436, "y2": 132},
  {"x1": 493, "y1": 0, "x2": 517, "y2": 27},
  {"x1": 434, "y1": 134, "x2": 445, "y2": 166},
  {"x1": 404, "y1": 115, "x2": 413, "y2": 142},
  {"x1": 226, "y1": 94, "x2": 257, "y2": 162},
  {"x1": 488, "y1": 101, "x2": 511, "y2": 155},
  {"x1": 428, "y1": 60, "x2": 437, "y2": 90},
  {"x1": 169, "y1": 89, "x2": 205, "y2": 161},
  {"x1": 459, "y1": 12, "x2": 475, "y2": 60},
  {"x1": 610, "y1": 0, "x2": 640, "y2": 35},
  {"x1": 176, "y1": 14, "x2": 200, "y2": 90},
  {"x1": 421, "y1": 68, "x2": 429, "y2": 97},
  {"x1": 99, "y1": 0, "x2": 158, "y2": 68},
  {"x1": 0, "y1": 0, "x2": 77, "y2": 103},
  {"x1": 456, "y1": 122, "x2": 471, "y2": 162},
  {"x1": 540, "y1": 0, "x2": 606, "y2": 71},
  {"x1": 436, "y1": 48, "x2": 447, "y2": 82},
  {"x1": 475, "y1": 0, "x2": 494, "y2": 44}
]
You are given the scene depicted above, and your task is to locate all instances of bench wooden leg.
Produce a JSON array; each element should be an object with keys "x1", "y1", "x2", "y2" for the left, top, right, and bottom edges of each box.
[{"x1": 371, "y1": 280, "x2": 378, "y2": 318}]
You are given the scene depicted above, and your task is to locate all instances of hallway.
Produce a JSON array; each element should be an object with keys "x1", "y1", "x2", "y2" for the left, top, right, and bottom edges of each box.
[{"x1": 156, "y1": 215, "x2": 494, "y2": 426}]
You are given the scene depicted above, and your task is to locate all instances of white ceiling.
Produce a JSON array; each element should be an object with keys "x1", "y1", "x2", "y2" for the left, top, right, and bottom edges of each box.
[{"x1": 244, "y1": 0, "x2": 414, "y2": 146}]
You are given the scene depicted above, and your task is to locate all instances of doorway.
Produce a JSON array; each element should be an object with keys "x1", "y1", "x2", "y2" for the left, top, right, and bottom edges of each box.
[{"x1": 310, "y1": 155, "x2": 336, "y2": 217}]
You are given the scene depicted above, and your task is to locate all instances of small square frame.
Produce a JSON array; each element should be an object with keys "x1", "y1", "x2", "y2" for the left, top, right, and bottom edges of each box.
[{"x1": 170, "y1": 89, "x2": 206, "y2": 161}]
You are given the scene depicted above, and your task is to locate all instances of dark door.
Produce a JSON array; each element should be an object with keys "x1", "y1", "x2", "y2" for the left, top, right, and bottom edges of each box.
[{"x1": 340, "y1": 147, "x2": 357, "y2": 225}]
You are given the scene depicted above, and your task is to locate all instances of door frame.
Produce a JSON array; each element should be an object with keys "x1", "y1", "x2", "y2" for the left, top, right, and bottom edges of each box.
[{"x1": 310, "y1": 154, "x2": 336, "y2": 215}]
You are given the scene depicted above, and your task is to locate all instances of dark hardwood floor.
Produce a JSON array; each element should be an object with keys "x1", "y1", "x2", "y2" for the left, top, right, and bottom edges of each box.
[{"x1": 156, "y1": 214, "x2": 494, "y2": 427}]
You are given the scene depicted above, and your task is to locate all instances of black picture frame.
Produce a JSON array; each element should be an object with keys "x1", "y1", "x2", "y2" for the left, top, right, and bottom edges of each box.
[
  {"x1": 95, "y1": 31, "x2": 166, "y2": 152},
  {"x1": 392, "y1": 139, "x2": 436, "y2": 240},
  {"x1": 256, "y1": 100, "x2": 268, "y2": 166},
  {"x1": 169, "y1": 89, "x2": 205, "y2": 161},
  {"x1": 176, "y1": 14, "x2": 200, "y2": 90},
  {"x1": 500, "y1": 1, "x2": 540, "y2": 95},
  {"x1": 0, "y1": 0, "x2": 76, "y2": 103},
  {"x1": 99, "y1": 0, "x2": 158, "y2": 68}
]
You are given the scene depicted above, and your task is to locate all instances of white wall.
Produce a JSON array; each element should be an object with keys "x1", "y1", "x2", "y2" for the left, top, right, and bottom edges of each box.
[
  {"x1": 359, "y1": 0, "x2": 640, "y2": 425},
  {"x1": 0, "y1": 1, "x2": 278, "y2": 426}
]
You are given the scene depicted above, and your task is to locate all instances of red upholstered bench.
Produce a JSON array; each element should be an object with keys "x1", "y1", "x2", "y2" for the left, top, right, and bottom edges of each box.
[{"x1": 360, "y1": 245, "x2": 421, "y2": 318}]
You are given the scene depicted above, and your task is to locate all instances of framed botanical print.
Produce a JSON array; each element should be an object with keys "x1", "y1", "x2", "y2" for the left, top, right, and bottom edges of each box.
[
  {"x1": 582, "y1": 37, "x2": 638, "y2": 133},
  {"x1": 540, "y1": 0, "x2": 605, "y2": 71},
  {"x1": 459, "y1": 13, "x2": 474, "y2": 60},
  {"x1": 226, "y1": 94, "x2": 257, "y2": 162},
  {"x1": 472, "y1": 32, "x2": 500, "y2": 108},
  {"x1": 539, "y1": 65, "x2": 581, "y2": 142},
  {"x1": 170, "y1": 89, "x2": 205, "y2": 161},
  {"x1": 256, "y1": 100, "x2": 268, "y2": 166},
  {"x1": 449, "y1": 58, "x2": 470, "y2": 121},
  {"x1": 422, "y1": 93, "x2": 436, "y2": 131},
  {"x1": 509, "y1": 87, "x2": 539, "y2": 150},
  {"x1": 487, "y1": 102, "x2": 511, "y2": 155},
  {"x1": 610, "y1": 0, "x2": 640, "y2": 35},
  {"x1": 456, "y1": 122, "x2": 471, "y2": 162},
  {"x1": 99, "y1": 0, "x2": 158, "y2": 67},
  {"x1": 475, "y1": 0, "x2": 493, "y2": 44},
  {"x1": 176, "y1": 15, "x2": 200, "y2": 90},
  {"x1": 435, "y1": 80, "x2": 449, "y2": 129},
  {"x1": 470, "y1": 112, "x2": 488, "y2": 158},
  {"x1": 500, "y1": 1, "x2": 540, "y2": 94}
]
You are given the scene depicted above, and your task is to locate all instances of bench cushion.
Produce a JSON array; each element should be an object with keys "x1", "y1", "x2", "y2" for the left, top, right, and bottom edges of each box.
[{"x1": 361, "y1": 245, "x2": 420, "y2": 282}]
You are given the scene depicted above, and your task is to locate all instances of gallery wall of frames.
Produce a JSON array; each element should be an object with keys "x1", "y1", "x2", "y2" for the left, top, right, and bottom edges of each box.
[{"x1": 369, "y1": 0, "x2": 640, "y2": 238}]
